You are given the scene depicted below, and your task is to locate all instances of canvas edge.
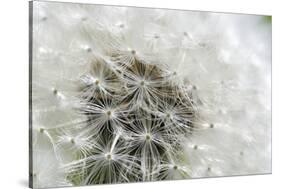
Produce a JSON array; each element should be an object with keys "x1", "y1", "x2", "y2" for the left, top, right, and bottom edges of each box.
[{"x1": 29, "y1": 1, "x2": 34, "y2": 188}]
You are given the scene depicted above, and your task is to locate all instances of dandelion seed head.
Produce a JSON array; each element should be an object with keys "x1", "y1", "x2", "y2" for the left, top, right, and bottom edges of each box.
[
  {"x1": 145, "y1": 133, "x2": 152, "y2": 141},
  {"x1": 105, "y1": 109, "x2": 116, "y2": 119},
  {"x1": 106, "y1": 110, "x2": 112, "y2": 116},
  {"x1": 165, "y1": 112, "x2": 175, "y2": 120},
  {"x1": 32, "y1": 2, "x2": 271, "y2": 187},
  {"x1": 105, "y1": 153, "x2": 113, "y2": 160},
  {"x1": 139, "y1": 80, "x2": 145, "y2": 87},
  {"x1": 94, "y1": 79, "x2": 100, "y2": 85}
]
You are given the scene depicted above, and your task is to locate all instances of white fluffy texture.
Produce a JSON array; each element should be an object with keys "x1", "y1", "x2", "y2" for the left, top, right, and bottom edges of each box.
[{"x1": 31, "y1": 1, "x2": 271, "y2": 188}]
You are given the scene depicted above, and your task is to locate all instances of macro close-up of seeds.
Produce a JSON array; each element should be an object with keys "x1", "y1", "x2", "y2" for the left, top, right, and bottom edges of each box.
[{"x1": 30, "y1": 1, "x2": 271, "y2": 189}]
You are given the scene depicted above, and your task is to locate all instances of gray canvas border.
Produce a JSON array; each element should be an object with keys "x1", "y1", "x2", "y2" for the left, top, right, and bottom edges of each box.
[{"x1": 29, "y1": 1, "x2": 33, "y2": 188}]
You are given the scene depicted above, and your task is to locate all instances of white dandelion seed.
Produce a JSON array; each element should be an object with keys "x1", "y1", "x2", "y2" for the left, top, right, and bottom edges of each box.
[
  {"x1": 79, "y1": 56, "x2": 123, "y2": 100},
  {"x1": 78, "y1": 96, "x2": 131, "y2": 136},
  {"x1": 121, "y1": 61, "x2": 170, "y2": 108},
  {"x1": 63, "y1": 134, "x2": 140, "y2": 184}
]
